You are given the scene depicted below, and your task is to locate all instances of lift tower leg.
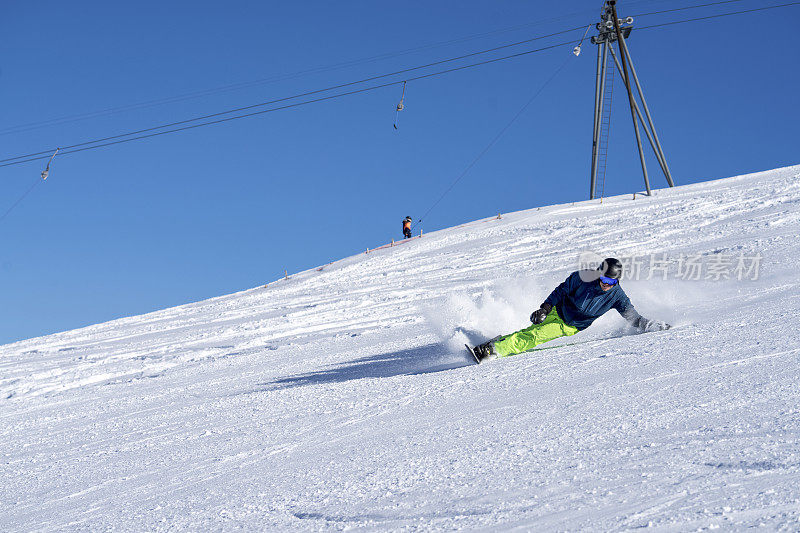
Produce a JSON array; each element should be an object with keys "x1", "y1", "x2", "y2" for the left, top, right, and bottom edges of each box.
[
  {"x1": 590, "y1": 42, "x2": 609, "y2": 200},
  {"x1": 607, "y1": 44, "x2": 670, "y2": 182},
  {"x1": 610, "y1": 1, "x2": 650, "y2": 196},
  {"x1": 617, "y1": 34, "x2": 675, "y2": 187}
]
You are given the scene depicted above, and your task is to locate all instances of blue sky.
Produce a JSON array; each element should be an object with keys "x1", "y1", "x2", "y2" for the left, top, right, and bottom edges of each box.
[{"x1": 1, "y1": 0, "x2": 798, "y2": 345}]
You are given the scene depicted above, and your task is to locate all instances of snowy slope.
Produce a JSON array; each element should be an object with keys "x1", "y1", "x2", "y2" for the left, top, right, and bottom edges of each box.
[{"x1": 2, "y1": 165, "x2": 800, "y2": 531}]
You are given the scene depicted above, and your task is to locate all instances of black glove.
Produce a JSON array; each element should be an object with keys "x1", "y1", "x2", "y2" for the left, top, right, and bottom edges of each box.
[{"x1": 530, "y1": 303, "x2": 552, "y2": 324}]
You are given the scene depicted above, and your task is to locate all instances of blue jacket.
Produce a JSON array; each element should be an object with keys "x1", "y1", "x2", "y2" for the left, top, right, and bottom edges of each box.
[{"x1": 544, "y1": 270, "x2": 640, "y2": 331}]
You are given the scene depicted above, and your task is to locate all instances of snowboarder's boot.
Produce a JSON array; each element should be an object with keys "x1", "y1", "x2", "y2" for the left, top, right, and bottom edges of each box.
[{"x1": 473, "y1": 341, "x2": 495, "y2": 362}]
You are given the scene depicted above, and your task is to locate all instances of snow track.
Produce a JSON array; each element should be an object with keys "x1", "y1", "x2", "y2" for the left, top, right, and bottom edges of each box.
[{"x1": 2, "y1": 165, "x2": 800, "y2": 530}]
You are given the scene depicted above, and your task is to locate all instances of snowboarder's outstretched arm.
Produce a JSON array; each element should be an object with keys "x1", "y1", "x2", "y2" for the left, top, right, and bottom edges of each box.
[{"x1": 615, "y1": 299, "x2": 670, "y2": 332}]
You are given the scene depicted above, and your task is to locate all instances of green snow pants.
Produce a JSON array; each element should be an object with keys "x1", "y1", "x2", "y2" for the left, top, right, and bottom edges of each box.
[{"x1": 493, "y1": 306, "x2": 579, "y2": 357}]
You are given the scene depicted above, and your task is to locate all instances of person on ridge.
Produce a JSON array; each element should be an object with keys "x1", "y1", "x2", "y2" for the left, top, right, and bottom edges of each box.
[
  {"x1": 402, "y1": 216, "x2": 413, "y2": 239},
  {"x1": 471, "y1": 258, "x2": 670, "y2": 362}
]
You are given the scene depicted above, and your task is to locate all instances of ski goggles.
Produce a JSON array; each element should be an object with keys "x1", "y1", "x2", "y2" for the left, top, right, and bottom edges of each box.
[{"x1": 599, "y1": 275, "x2": 619, "y2": 285}]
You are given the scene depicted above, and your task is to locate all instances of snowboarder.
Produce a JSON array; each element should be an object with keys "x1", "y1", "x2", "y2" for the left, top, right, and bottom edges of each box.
[
  {"x1": 402, "y1": 216, "x2": 413, "y2": 239},
  {"x1": 471, "y1": 258, "x2": 670, "y2": 362}
]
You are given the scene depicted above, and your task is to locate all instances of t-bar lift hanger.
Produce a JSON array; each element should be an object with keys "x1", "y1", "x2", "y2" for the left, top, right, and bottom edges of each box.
[
  {"x1": 394, "y1": 81, "x2": 406, "y2": 130},
  {"x1": 41, "y1": 148, "x2": 59, "y2": 180}
]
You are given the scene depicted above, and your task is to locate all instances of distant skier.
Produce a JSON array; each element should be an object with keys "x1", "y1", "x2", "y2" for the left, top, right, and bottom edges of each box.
[
  {"x1": 470, "y1": 258, "x2": 671, "y2": 362},
  {"x1": 402, "y1": 216, "x2": 413, "y2": 239}
]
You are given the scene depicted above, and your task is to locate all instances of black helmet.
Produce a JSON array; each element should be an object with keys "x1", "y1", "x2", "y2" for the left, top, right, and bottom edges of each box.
[{"x1": 598, "y1": 257, "x2": 623, "y2": 279}]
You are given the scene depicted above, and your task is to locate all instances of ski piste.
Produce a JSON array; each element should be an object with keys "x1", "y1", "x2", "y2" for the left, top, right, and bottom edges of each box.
[{"x1": 5, "y1": 163, "x2": 800, "y2": 531}]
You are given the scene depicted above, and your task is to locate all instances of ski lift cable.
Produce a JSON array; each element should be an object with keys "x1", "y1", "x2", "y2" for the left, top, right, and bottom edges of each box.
[
  {"x1": 0, "y1": 26, "x2": 588, "y2": 166},
  {"x1": 0, "y1": 7, "x2": 613, "y2": 138},
  {"x1": 1, "y1": 1, "x2": 796, "y2": 170},
  {"x1": 0, "y1": 44, "x2": 578, "y2": 225},
  {"x1": 630, "y1": 0, "x2": 746, "y2": 17},
  {"x1": 413, "y1": 54, "x2": 574, "y2": 230},
  {"x1": 1, "y1": 3, "x2": 795, "y2": 226},
  {"x1": 636, "y1": 1, "x2": 800, "y2": 29},
  {"x1": 0, "y1": 0, "x2": 746, "y2": 139},
  {"x1": 0, "y1": 40, "x2": 577, "y2": 170}
]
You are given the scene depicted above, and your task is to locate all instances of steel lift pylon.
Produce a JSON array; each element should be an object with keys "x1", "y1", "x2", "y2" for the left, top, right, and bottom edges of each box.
[{"x1": 589, "y1": 0, "x2": 675, "y2": 199}]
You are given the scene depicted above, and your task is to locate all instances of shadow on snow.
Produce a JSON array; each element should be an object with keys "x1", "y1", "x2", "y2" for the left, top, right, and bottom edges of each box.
[{"x1": 264, "y1": 342, "x2": 470, "y2": 390}]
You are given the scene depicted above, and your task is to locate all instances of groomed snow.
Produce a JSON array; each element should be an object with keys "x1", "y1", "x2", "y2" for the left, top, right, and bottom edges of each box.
[{"x1": 2, "y1": 165, "x2": 800, "y2": 531}]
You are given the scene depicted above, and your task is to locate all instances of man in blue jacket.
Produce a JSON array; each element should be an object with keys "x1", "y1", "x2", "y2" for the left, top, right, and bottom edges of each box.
[{"x1": 472, "y1": 258, "x2": 670, "y2": 361}]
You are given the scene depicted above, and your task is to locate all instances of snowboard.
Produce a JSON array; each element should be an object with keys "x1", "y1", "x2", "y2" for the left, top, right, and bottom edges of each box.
[{"x1": 465, "y1": 344, "x2": 481, "y2": 364}]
